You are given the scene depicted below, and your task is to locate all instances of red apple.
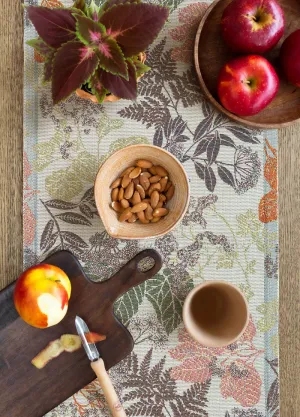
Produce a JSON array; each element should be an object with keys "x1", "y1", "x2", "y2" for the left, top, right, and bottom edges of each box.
[
  {"x1": 221, "y1": 0, "x2": 285, "y2": 54},
  {"x1": 280, "y1": 29, "x2": 300, "y2": 87},
  {"x1": 217, "y1": 55, "x2": 279, "y2": 116},
  {"x1": 14, "y1": 264, "x2": 71, "y2": 328}
]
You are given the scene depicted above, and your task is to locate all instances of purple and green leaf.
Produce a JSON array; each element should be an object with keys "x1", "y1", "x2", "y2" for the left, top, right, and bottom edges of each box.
[
  {"x1": 87, "y1": 0, "x2": 101, "y2": 21},
  {"x1": 27, "y1": 6, "x2": 76, "y2": 49},
  {"x1": 52, "y1": 41, "x2": 99, "y2": 104},
  {"x1": 27, "y1": 38, "x2": 54, "y2": 58},
  {"x1": 75, "y1": 15, "x2": 128, "y2": 78},
  {"x1": 89, "y1": 69, "x2": 108, "y2": 103},
  {"x1": 98, "y1": 58, "x2": 137, "y2": 99},
  {"x1": 72, "y1": 0, "x2": 88, "y2": 14},
  {"x1": 44, "y1": 52, "x2": 55, "y2": 83},
  {"x1": 101, "y1": 0, "x2": 141, "y2": 14},
  {"x1": 99, "y1": 3, "x2": 169, "y2": 57}
]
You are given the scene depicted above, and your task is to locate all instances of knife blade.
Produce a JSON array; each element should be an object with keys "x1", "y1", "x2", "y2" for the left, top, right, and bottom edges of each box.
[
  {"x1": 75, "y1": 315, "x2": 99, "y2": 362},
  {"x1": 75, "y1": 315, "x2": 127, "y2": 416}
]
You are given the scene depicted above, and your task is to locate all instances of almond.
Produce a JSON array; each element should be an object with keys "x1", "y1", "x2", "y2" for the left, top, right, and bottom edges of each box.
[
  {"x1": 120, "y1": 166, "x2": 135, "y2": 177},
  {"x1": 118, "y1": 187, "x2": 124, "y2": 201},
  {"x1": 129, "y1": 166, "x2": 142, "y2": 179},
  {"x1": 119, "y1": 207, "x2": 132, "y2": 222},
  {"x1": 140, "y1": 174, "x2": 150, "y2": 191},
  {"x1": 165, "y1": 181, "x2": 172, "y2": 192},
  {"x1": 151, "y1": 217, "x2": 161, "y2": 223},
  {"x1": 111, "y1": 201, "x2": 123, "y2": 212},
  {"x1": 148, "y1": 166, "x2": 157, "y2": 175},
  {"x1": 132, "y1": 191, "x2": 141, "y2": 205},
  {"x1": 111, "y1": 178, "x2": 121, "y2": 189},
  {"x1": 137, "y1": 210, "x2": 149, "y2": 224},
  {"x1": 159, "y1": 194, "x2": 167, "y2": 203},
  {"x1": 149, "y1": 175, "x2": 161, "y2": 184},
  {"x1": 136, "y1": 184, "x2": 146, "y2": 199},
  {"x1": 136, "y1": 159, "x2": 153, "y2": 169},
  {"x1": 141, "y1": 171, "x2": 151, "y2": 178},
  {"x1": 145, "y1": 204, "x2": 154, "y2": 220},
  {"x1": 155, "y1": 166, "x2": 168, "y2": 177},
  {"x1": 121, "y1": 174, "x2": 132, "y2": 189},
  {"x1": 131, "y1": 202, "x2": 148, "y2": 213},
  {"x1": 120, "y1": 199, "x2": 130, "y2": 209},
  {"x1": 128, "y1": 213, "x2": 138, "y2": 223},
  {"x1": 148, "y1": 182, "x2": 161, "y2": 195},
  {"x1": 159, "y1": 177, "x2": 168, "y2": 192},
  {"x1": 111, "y1": 188, "x2": 119, "y2": 201},
  {"x1": 166, "y1": 184, "x2": 175, "y2": 200},
  {"x1": 150, "y1": 190, "x2": 160, "y2": 209},
  {"x1": 153, "y1": 208, "x2": 169, "y2": 217},
  {"x1": 124, "y1": 182, "x2": 134, "y2": 199}
]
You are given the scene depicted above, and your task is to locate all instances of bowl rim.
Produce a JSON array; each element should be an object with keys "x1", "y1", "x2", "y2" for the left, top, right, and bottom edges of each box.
[
  {"x1": 194, "y1": 0, "x2": 300, "y2": 129},
  {"x1": 94, "y1": 144, "x2": 191, "y2": 240}
]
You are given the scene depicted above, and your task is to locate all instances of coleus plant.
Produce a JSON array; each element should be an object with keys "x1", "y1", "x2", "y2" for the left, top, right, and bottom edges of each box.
[{"x1": 27, "y1": 0, "x2": 169, "y2": 104}]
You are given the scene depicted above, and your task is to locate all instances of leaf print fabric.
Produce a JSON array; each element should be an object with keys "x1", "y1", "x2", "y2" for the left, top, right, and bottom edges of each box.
[{"x1": 23, "y1": 1, "x2": 279, "y2": 416}]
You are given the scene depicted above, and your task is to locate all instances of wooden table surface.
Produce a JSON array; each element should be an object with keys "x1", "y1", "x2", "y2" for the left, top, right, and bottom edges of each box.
[{"x1": 1, "y1": 1, "x2": 299, "y2": 415}]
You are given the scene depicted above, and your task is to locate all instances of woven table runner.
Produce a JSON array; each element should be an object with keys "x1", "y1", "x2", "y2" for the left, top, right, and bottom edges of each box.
[{"x1": 24, "y1": 1, "x2": 279, "y2": 416}]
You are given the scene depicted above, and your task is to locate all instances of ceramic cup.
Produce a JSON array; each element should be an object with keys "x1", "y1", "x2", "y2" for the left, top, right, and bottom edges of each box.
[{"x1": 183, "y1": 281, "x2": 249, "y2": 347}]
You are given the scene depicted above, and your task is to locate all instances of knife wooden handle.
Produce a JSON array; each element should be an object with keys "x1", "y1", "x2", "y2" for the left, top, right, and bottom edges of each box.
[{"x1": 91, "y1": 359, "x2": 127, "y2": 417}]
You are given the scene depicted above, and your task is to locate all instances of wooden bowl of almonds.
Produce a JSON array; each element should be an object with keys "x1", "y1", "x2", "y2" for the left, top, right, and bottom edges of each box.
[{"x1": 94, "y1": 144, "x2": 190, "y2": 239}]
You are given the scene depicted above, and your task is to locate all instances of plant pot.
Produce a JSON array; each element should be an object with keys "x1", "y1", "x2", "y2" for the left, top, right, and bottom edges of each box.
[{"x1": 75, "y1": 52, "x2": 147, "y2": 104}]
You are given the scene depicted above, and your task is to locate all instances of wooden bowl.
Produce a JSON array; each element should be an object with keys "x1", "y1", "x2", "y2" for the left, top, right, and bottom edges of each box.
[
  {"x1": 194, "y1": 0, "x2": 300, "y2": 129},
  {"x1": 94, "y1": 145, "x2": 190, "y2": 240}
]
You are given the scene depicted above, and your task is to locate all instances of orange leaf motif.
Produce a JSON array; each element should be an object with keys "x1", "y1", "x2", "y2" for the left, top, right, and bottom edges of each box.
[{"x1": 259, "y1": 139, "x2": 277, "y2": 223}]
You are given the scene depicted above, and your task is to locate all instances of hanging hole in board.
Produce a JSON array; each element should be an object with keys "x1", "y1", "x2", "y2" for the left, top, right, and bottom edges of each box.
[{"x1": 137, "y1": 256, "x2": 155, "y2": 273}]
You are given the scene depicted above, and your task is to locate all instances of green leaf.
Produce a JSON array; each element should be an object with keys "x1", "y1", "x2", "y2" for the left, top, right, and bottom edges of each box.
[
  {"x1": 146, "y1": 274, "x2": 182, "y2": 334},
  {"x1": 99, "y1": 3, "x2": 169, "y2": 57},
  {"x1": 101, "y1": 0, "x2": 141, "y2": 14},
  {"x1": 27, "y1": 6, "x2": 76, "y2": 49},
  {"x1": 133, "y1": 56, "x2": 151, "y2": 78},
  {"x1": 27, "y1": 38, "x2": 54, "y2": 58},
  {"x1": 257, "y1": 300, "x2": 278, "y2": 332},
  {"x1": 96, "y1": 112, "x2": 124, "y2": 142},
  {"x1": 89, "y1": 69, "x2": 107, "y2": 103},
  {"x1": 32, "y1": 131, "x2": 63, "y2": 172},
  {"x1": 46, "y1": 169, "x2": 84, "y2": 201},
  {"x1": 98, "y1": 58, "x2": 136, "y2": 99},
  {"x1": 114, "y1": 283, "x2": 145, "y2": 326},
  {"x1": 52, "y1": 41, "x2": 99, "y2": 104},
  {"x1": 72, "y1": 0, "x2": 88, "y2": 14},
  {"x1": 87, "y1": 0, "x2": 101, "y2": 20}
]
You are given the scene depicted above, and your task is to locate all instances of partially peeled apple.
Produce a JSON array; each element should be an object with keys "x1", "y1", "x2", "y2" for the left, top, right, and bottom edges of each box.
[{"x1": 14, "y1": 264, "x2": 71, "y2": 328}]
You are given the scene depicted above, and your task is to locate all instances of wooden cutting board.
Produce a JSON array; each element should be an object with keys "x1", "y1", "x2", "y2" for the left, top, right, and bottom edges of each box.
[{"x1": 0, "y1": 249, "x2": 162, "y2": 417}]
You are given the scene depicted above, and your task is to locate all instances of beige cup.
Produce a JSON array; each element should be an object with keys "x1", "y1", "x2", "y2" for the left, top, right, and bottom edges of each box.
[{"x1": 183, "y1": 281, "x2": 249, "y2": 347}]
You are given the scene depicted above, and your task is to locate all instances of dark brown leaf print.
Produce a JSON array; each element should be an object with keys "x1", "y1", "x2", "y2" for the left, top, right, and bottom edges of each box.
[
  {"x1": 226, "y1": 126, "x2": 261, "y2": 144},
  {"x1": 207, "y1": 131, "x2": 221, "y2": 165},
  {"x1": 120, "y1": 349, "x2": 210, "y2": 417},
  {"x1": 204, "y1": 166, "x2": 216, "y2": 192},
  {"x1": 153, "y1": 128, "x2": 163, "y2": 147},
  {"x1": 202, "y1": 100, "x2": 211, "y2": 118},
  {"x1": 60, "y1": 231, "x2": 89, "y2": 248},
  {"x1": 56, "y1": 212, "x2": 92, "y2": 226},
  {"x1": 79, "y1": 203, "x2": 94, "y2": 219},
  {"x1": 46, "y1": 199, "x2": 78, "y2": 209},
  {"x1": 40, "y1": 219, "x2": 54, "y2": 250},
  {"x1": 194, "y1": 161, "x2": 205, "y2": 180},
  {"x1": 218, "y1": 166, "x2": 235, "y2": 188},
  {"x1": 194, "y1": 113, "x2": 214, "y2": 142},
  {"x1": 81, "y1": 187, "x2": 95, "y2": 202},
  {"x1": 220, "y1": 134, "x2": 236, "y2": 148},
  {"x1": 267, "y1": 378, "x2": 279, "y2": 412},
  {"x1": 193, "y1": 138, "x2": 209, "y2": 157}
]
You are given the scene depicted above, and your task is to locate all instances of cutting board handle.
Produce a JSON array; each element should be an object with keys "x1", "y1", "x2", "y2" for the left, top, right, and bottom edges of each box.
[{"x1": 104, "y1": 249, "x2": 162, "y2": 302}]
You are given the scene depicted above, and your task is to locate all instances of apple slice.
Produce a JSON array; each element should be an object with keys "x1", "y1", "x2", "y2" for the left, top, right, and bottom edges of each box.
[
  {"x1": 85, "y1": 332, "x2": 106, "y2": 344},
  {"x1": 31, "y1": 339, "x2": 64, "y2": 369},
  {"x1": 60, "y1": 334, "x2": 82, "y2": 352}
]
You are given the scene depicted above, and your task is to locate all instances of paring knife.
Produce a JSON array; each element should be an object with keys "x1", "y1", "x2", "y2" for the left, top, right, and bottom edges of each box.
[{"x1": 75, "y1": 315, "x2": 127, "y2": 417}]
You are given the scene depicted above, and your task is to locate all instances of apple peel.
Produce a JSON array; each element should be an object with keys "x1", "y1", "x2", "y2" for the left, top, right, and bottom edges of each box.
[
  {"x1": 85, "y1": 332, "x2": 106, "y2": 344},
  {"x1": 31, "y1": 334, "x2": 82, "y2": 369}
]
